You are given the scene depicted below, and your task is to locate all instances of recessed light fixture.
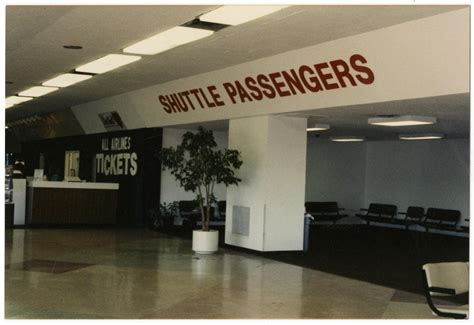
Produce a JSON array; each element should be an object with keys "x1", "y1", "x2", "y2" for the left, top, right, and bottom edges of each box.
[
  {"x1": 76, "y1": 54, "x2": 141, "y2": 74},
  {"x1": 5, "y1": 126, "x2": 9, "y2": 129},
  {"x1": 123, "y1": 26, "x2": 214, "y2": 55},
  {"x1": 307, "y1": 123, "x2": 330, "y2": 132},
  {"x1": 399, "y1": 133, "x2": 444, "y2": 141},
  {"x1": 18, "y1": 86, "x2": 58, "y2": 97},
  {"x1": 199, "y1": 5, "x2": 289, "y2": 26},
  {"x1": 6, "y1": 96, "x2": 33, "y2": 106},
  {"x1": 330, "y1": 136, "x2": 366, "y2": 142},
  {"x1": 368, "y1": 115, "x2": 436, "y2": 127},
  {"x1": 63, "y1": 45, "x2": 83, "y2": 50},
  {"x1": 43, "y1": 73, "x2": 92, "y2": 88}
]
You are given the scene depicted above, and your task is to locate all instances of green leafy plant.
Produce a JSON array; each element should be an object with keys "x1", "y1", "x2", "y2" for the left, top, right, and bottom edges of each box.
[
  {"x1": 159, "y1": 126, "x2": 243, "y2": 231},
  {"x1": 160, "y1": 201, "x2": 178, "y2": 216},
  {"x1": 147, "y1": 201, "x2": 178, "y2": 230}
]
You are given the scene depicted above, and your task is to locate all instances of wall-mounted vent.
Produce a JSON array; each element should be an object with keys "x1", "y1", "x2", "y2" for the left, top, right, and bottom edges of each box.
[{"x1": 232, "y1": 205, "x2": 250, "y2": 236}]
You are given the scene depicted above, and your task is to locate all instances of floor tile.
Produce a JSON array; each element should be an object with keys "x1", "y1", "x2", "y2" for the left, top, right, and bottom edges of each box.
[
  {"x1": 6, "y1": 259, "x2": 93, "y2": 274},
  {"x1": 4, "y1": 228, "x2": 443, "y2": 319}
]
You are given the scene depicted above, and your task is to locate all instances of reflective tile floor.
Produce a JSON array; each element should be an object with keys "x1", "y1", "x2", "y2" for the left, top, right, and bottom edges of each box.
[{"x1": 4, "y1": 229, "x2": 438, "y2": 319}]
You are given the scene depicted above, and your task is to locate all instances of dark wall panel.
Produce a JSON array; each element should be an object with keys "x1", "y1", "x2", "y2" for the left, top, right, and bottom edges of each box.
[{"x1": 21, "y1": 128, "x2": 163, "y2": 226}]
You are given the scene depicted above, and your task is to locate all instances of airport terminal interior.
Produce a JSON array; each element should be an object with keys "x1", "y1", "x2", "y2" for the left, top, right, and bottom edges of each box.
[{"x1": 4, "y1": 4, "x2": 471, "y2": 320}]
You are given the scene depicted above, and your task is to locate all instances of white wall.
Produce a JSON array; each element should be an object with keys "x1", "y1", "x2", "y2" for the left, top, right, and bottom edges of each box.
[
  {"x1": 305, "y1": 138, "x2": 469, "y2": 228},
  {"x1": 162, "y1": 129, "x2": 469, "y2": 228},
  {"x1": 305, "y1": 138, "x2": 366, "y2": 214},
  {"x1": 159, "y1": 128, "x2": 229, "y2": 205},
  {"x1": 364, "y1": 139, "x2": 469, "y2": 226},
  {"x1": 226, "y1": 116, "x2": 269, "y2": 251},
  {"x1": 226, "y1": 115, "x2": 307, "y2": 251},
  {"x1": 264, "y1": 116, "x2": 307, "y2": 251}
]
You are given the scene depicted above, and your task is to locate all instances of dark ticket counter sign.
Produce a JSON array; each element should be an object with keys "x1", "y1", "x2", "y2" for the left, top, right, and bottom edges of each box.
[
  {"x1": 94, "y1": 131, "x2": 146, "y2": 226},
  {"x1": 22, "y1": 128, "x2": 162, "y2": 226}
]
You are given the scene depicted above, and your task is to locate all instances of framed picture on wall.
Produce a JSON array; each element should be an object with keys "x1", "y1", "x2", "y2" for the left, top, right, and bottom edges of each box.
[{"x1": 98, "y1": 111, "x2": 126, "y2": 131}]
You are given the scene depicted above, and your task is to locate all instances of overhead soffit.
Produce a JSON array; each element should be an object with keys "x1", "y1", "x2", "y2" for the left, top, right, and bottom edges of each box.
[
  {"x1": 6, "y1": 5, "x2": 467, "y2": 122},
  {"x1": 176, "y1": 93, "x2": 470, "y2": 140}
]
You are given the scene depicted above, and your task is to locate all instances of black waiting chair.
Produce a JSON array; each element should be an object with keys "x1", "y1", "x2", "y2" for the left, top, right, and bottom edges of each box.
[
  {"x1": 422, "y1": 262, "x2": 469, "y2": 319},
  {"x1": 396, "y1": 206, "x2": 425, "y2": 229},
  {"x1": 356, "y1": 203, "x2": 397, "y2": 226},
  {"x1": 305, "y1": 202, "x2": 347, "y2": 224},
  {"x1": 217, "y1": 201, "x2": 226, "y2": 220},
  {"x1": 458, "y1": 218, "x2": 469, "y2": 234},
  {"x1": 178, "y1": 200, "x2": 201, "y2": 226},
  {"x1": 422, "y1": 208, "x2": 461, "y2": 233}
]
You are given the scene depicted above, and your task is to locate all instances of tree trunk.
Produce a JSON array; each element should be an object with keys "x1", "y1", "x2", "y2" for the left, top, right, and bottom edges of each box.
[
  {"x1": 204, "y1": 186, "x2": 210, "y2": 231},
  {"x1": 197, "y1": 190, "x2": 205, "y2": 231}
]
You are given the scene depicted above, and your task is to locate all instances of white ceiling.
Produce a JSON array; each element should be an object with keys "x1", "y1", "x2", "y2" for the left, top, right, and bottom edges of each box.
[
  {"x1": 174, "y1": 93, "x2": 470, "y2": 140},
  {"x1": 6, "y1": 4, "x2": 466, "y2": 124}
]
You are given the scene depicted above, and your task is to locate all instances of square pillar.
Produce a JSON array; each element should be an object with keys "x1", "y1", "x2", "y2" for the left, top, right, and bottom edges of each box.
[{"x1": 225, "y1": 115, "x2": 307, "y2": 251}]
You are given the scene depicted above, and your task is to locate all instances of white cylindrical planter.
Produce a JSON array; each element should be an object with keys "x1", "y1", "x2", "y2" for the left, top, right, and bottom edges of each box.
[{"x1": 192, "y1": 230, "x2": 219, "y2": 254}]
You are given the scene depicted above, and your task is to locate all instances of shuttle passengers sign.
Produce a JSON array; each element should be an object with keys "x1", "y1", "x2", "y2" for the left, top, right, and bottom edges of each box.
[{"x1": 158, "y1": 54, "x2": 374, "y2": 114}]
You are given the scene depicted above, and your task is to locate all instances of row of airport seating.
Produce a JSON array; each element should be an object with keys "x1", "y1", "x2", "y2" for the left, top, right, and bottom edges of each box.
[
  {"x1": 176, "y1": 200, "x2": 468, "y2": 233},
  {"x1": 305, "y1": 202, "x2": 469, "y2": 233},
  {"x1": 177, "y1": 200, "x2": 227, "y2": 223}
]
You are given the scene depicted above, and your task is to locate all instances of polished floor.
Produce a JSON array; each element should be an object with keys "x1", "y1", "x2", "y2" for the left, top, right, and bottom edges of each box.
[{"x1": 5, "y1": 228, "x2": 439, "y2": 319}]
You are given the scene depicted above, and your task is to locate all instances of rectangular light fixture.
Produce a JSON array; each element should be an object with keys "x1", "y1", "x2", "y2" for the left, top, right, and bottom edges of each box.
[
  {"x1": 76, "y1": 54, "x2": 141, "y2": 74},
  {"x1": 368, "y1": 115, "x2": 436, "y2": 127},
  {"x1": 123, "y1": 26, "x2": 214, "y2": 55},
  {"x1": 18, "y1": 86, "x2": 58, "y2": 97},
  {"x1": 307, "y1": 123, "x2": 330, "y2": 132},
  {"x1": 399, "y1": 133, "x2": 444, "y2": 141},
  {"x1": 42, "y1": 73, "x2": 92, "y2": 88},
  {"x1": 199, "y1": 5, "x2": 289, "y2": 26},
  {"x1": 6, "y1": 96, "x2": 33, "y2": 106},
  {"x1": 330, "y1": 136, "x2": 365, "y2": 142}
]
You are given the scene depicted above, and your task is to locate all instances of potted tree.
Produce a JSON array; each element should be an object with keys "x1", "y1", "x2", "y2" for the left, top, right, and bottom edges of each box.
[{"x1": 159, "y1": 126, "x2": 243, "y2": 254}]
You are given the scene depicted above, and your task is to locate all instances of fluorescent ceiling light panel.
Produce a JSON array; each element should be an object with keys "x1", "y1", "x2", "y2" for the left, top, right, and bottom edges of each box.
[
  {"x1": 42, "y1": 73, "x2": 92, "y2": 87},
  {"x1": 368, "y1": 115, "x2": 436, "y2": 127},
  {"x1": 199, "y1": 5, "x2": 289, "y2": 25},
  {"x1": 307, "y1": 124, "x2": 330, "y2": 131},
  {"x1": 18, "y1": 86, "x2": 58, "y2": 97},
  {"x1": 330, "y1": 136, "x2": 365, "y2": 142},
  {"x1": 76, "y1": 54, "x2": 141, "y2": 74},
  {"x1": 399, "y1": 133, "x2": 444, "y2": 141},
  {"x1": 124, "y1": 26, "x2": 214, "y2": 55},
  {"x1": 6, "y1": 96, "x2": 33, "y2": 106}
]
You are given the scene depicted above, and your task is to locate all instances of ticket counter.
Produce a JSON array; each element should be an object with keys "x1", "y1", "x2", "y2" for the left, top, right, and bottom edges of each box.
[{"x1": 26, "y1": 181, "x2": 119, "y2": 225}]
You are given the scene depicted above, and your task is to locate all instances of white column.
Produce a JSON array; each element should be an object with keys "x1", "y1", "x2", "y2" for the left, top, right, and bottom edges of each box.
[
  {"x1": 225, "y1": 115, "x2": 307, "y2": 251},
  {"x1": 12, "y1": 179, "x2": 26, "y2": 225}
]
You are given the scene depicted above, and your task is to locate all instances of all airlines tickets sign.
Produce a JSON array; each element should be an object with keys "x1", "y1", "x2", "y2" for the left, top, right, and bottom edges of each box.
[{"x1": 72, "y1": 9, "x2": 468, "y2": 132}]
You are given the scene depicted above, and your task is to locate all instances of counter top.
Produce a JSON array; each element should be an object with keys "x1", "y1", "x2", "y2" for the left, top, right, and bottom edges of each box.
[{"x1": 27, "y1": 180, "x2": 119, "y2": 190}]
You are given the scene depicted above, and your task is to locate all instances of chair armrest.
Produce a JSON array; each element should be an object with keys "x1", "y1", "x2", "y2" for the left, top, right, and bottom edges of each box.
[
  {"x1": 360, "y1": 208, "x2": 368, "y2": 211},
  {"x1": 429, "y1": 286, "x2": 456, "y2": 295},
  {"x1": 399, "y1": 212, "x2": 407, "y2": 215}
]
